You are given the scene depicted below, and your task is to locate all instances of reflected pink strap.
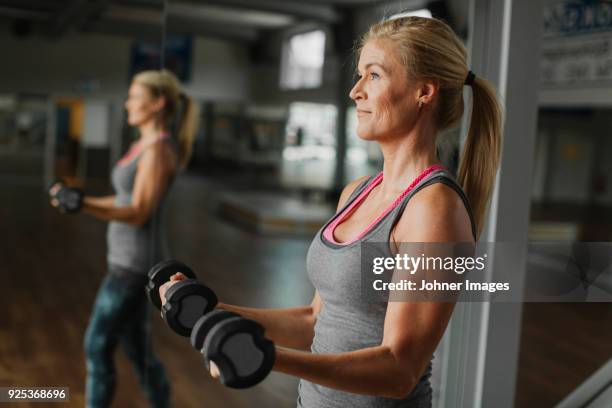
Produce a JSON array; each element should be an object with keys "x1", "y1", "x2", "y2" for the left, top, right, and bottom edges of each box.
[
  {"x1": 117, "y1": 132, "x2": 170, "y2": 166},
  {"x1": 323, "y1": 164, "x2": 445, "y2": 245}
]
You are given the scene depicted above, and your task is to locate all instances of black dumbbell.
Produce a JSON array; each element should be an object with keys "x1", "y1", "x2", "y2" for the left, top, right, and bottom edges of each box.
[
  {"x1": 49, "y1": 180, "x2": 83, "y2": 213},
  {"x1": 190, "y1": 310, "x2": 276, "y2": 389},
  {"x1": 147, "y1": 260, "x2": 218, "y2": 337}
]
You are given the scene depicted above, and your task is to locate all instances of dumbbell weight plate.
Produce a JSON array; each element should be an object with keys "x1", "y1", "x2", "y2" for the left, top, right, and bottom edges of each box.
[
  {"x1": 56, "y1": 187, "x2": 83, "y2": 213},
  {"x1": 146, "y1": 260, "x2": 196, "y2": 310},
  {"x1": 191, "y1": 310, "x2": 240, "y2": 352},
  {"x1": 202, "y1": 317, "x2": 275, "y2": 389},
  {"x1": 162, "y1": 279, "x2": 218, "y2": 337}
]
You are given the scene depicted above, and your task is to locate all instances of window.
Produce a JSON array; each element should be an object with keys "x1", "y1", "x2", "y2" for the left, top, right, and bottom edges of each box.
[
  {"x1": 280, "y1": 30, "x2": 326, "y2": 90},
  {"x1": 388, "y1": 8, "x2": 432, "y2": 20}
]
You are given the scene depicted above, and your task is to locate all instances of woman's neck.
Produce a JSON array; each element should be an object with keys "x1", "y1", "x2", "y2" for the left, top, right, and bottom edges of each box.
[
  {"x1": 377, "y1": 125, "x2": 440, "y2": 199},
  {"x1": 138, "y1": 121, "x2": 168, "y2": 144}
]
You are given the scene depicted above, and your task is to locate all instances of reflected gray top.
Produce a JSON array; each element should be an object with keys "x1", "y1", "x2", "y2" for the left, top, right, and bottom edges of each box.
[{"x1": 107, "y1": 138, "x2": 177, "y2": 273}]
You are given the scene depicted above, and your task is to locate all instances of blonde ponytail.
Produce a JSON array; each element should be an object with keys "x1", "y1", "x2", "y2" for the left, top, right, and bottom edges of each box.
[
  {"x1": 177, "y1": 94, "x2": 200, "y2": 169},
  {"x1": 457, "y1": 77, "x2": 502, "y2": 238}
]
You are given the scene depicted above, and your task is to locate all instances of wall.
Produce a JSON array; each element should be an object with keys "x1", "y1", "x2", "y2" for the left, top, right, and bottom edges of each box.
[
  {"x1": 0, "y1": 23, "x2": 251, "y2": 101},
  {"x1": 0, "y1": 25, "x2": 133, "y2": 97},
  {"x1": 187, "y1": 37, "x2": 250, "y2": 101},
  {"x1": 0, "y1": 22, "x2": 251, "y2": 180}
]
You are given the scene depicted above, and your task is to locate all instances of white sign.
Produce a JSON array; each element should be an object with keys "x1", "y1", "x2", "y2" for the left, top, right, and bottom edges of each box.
[
  {"x1": 83, "y1": 100, "x2": 110, "y2": 148},
  {"x1": 541, "y1": 34, "x2": 612, "y2": 86},
  {"x1": 541, "y1": 1, "x2": 612, "y2": 87}
]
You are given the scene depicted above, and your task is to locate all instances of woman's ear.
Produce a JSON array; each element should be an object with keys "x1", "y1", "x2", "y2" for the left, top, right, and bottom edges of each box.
[
  {"x1": 153, "y1": 96, "x2": 167, "y2": 114},
  {"x1": 416, "y1": 80, "x2": 438, "y2": 106}
]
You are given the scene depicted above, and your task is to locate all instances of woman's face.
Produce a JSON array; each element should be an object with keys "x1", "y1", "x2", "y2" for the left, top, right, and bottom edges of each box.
[
  {"x1": 124, "y1": 82, "x2": 163, "y2": 127},
  {"x1": 349, "y1": 39, "x2": 419, "y2": 141}
]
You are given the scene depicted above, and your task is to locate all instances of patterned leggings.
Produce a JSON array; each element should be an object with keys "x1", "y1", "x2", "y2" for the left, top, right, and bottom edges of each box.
[{"x1": 84, "y1": 265, "x2": 170, "y2": 408}]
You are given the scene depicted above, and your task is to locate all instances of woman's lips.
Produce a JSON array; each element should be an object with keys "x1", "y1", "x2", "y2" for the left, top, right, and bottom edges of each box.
[{"x1": 356, "y1": 109, "x2": 371, "y2": 117}]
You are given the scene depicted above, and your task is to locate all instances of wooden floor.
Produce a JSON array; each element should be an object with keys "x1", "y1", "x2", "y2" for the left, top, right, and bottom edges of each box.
[
  {"x1": 0, "y1": 173, "x2": 311, "y2": 407},
  {"x1": 1, "y1": 171, "x2": 612, "y2": 408},
  {"x1": 515, "y1": 302, "x2": 612, "y2": 407}
]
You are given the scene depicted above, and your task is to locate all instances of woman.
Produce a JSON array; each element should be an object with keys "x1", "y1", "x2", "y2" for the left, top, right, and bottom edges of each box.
[
  {"x1": 52, "y1": 69, "x2": 199, "y2": 408},
  {"x1": 163, "y1": 16, "x2": 501, "y2": 408}
]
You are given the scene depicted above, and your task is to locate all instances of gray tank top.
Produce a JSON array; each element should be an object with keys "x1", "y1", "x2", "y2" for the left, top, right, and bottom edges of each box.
[
  {"x1": 106, "y1": 138, "x2": 177, "y2": 273},
  {"x1": 298, "y1": 168, "x2": 476, "y2": 408}
]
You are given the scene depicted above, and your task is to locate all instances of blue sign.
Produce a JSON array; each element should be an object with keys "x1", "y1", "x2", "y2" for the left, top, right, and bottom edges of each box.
[
  {"x1": 544, "y1": 0, "x2": 612, "y2": 37},
  {"x1": 130, "y1": 35, "x2": 193, "y2": 81}
]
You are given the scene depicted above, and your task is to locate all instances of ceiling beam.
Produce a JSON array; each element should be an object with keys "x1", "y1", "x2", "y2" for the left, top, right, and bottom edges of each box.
[
  {"x1": 166, "y1": 16, "x2": 259, "y2": 42},
  {"x1": 89, "y1": 14, "x2": 259, "y2": 43},
  {"x1": 48, "y1": 0, "x2": 109, "y2": 37},
  {"x1": 194, "y1": 0, "x2": 342, "y2": 23},
  {"x1": 86, "y1": 20, "x2": 163, "y2": 42},
  {"x1": 0, "y1": 6, "x2": 52, "y2": 21},
  {"x1": 101, "y1": 4, "x2": 260, "y2": 42},
  {"x1": 0, "y1": 0, "x2": 65, "y2": 10},
  {"x1": 167, "y1": 2, "x2": 294, "y2": 29},
  {"x1": 290, "y1": 0, "x2": 377, "y2": 4}
]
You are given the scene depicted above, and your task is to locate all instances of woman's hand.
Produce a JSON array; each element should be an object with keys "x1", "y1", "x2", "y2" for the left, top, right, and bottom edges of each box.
[
  {"x1": 158, "y1": 272, "x2": 222, "y2": 380},
  {"x1": 158, "y1": 272, "x2": 188, "y2": 306},
  {"x1": 48, "y1": 182, "x2": 62, "y2": 208},
  {"x1": 209, "y1": 361, "x2": 220, "y2": 380}
]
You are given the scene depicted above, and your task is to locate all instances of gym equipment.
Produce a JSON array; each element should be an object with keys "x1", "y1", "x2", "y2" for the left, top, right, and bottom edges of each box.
[
  {"x1": 146, "y1": 259, "x2": 218, "y2": 337},
  {"x1": 147, "y1": 260, "x2": 274, "y2": 388},
  {"x1": 48, "y1": 181, "x2": 83, "y2": 213},
  {"x1": 190, "y1": 310, "x2": 276, "y2": 389},
  {"x1": 556, "y1": 358, "x2": 612, "y2": 408}
]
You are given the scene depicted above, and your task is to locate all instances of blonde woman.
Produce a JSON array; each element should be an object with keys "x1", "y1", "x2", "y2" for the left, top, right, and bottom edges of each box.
[
  {"x1": 52, "y1": 70, "x2": 198, "y2": 407},
  {"x1": 162, "y1": 16, "x2": 501, "y2": 408}
]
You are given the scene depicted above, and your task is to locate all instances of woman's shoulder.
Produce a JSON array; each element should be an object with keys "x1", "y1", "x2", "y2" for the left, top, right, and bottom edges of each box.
[
  {"x1": 396, "y1": 182, "x2": 473, "y2": 242},
  {"x1": 138, "y1": 139, "x2": 178, "y2": 172}
]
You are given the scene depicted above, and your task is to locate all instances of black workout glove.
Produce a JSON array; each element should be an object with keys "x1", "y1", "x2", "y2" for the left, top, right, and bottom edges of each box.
[{"x1": 49, "y1": 182, "x2": 83, "y2": 213}]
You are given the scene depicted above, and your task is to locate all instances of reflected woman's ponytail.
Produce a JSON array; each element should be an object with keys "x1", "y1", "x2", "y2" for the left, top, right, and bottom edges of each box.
[{"x1": 132, "y1": 69, "x2": 200, "y2": 169}]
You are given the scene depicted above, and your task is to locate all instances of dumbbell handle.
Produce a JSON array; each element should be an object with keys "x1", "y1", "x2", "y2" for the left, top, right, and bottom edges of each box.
[{"x1": 147, "y1": 259, "x2": 197, "y2": 310}]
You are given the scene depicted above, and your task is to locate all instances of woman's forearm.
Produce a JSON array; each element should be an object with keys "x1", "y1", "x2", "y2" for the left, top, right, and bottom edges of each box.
[
  {"x1": 274, "y1": 346, "x2": 416, "y2": 399},
  {"x1": 86, "y1": 195, "x2": 116, "y2": 207},
  {"x1": 216, "y1": 303, "x2": 316, "y2": 351},
  {"x1": 81, "y1": 195, "x2": 141, "y2": 225}
]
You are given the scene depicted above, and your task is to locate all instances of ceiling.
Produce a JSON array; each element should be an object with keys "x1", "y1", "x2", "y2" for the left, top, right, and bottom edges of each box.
[{"x1": 0, "y1": 0, "x2": 403, "y2": 42}]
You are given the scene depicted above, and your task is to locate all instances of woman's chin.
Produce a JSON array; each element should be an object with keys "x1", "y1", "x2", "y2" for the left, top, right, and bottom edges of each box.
[
  {"x1": 356, "y1": 128, "x2": 378, "y2": 141},
  {"x1": 127, "y1": 117, "x2": 140, "y2": 127}
]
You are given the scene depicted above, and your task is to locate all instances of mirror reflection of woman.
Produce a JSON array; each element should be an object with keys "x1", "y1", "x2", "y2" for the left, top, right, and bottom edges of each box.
[{"x1": 76, "y1": 70, "x2": 197, "y2": 408}]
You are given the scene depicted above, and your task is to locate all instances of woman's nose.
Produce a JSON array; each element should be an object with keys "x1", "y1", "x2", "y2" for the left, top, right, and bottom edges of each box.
[{"x1": 349, "y1": 80, "x2": 364, "y2": 101}]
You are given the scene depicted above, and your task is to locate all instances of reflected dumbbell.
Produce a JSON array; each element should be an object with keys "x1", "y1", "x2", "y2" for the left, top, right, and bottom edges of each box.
[
  {"x1": 48, "y1": 180, "x2": 83, "y2": 213},
  {"x1": 146, "y1": 260, "x2": 218, "y2": 337},
  {"x1": 191, "y1": 310, "x2": 275, "y2": 389}
]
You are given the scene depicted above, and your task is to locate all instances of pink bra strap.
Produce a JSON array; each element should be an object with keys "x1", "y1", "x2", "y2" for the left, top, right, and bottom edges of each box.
[
  {"x1": 323, "y1": 164, "x2": 445, "y2": 245},
  {"x1": 117, "y1": 132, "x2": 170, "y2": 166}
]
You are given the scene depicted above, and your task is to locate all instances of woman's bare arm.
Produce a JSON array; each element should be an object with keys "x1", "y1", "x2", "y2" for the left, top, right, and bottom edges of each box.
[{"x1": 82, "y1": 143, "x2": 175, "y2": 225}]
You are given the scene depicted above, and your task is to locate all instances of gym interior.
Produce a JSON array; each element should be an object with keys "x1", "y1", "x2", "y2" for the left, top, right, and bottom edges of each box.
[{"x1": 1, "y1": 0, "x2": 612, "y2": 407}]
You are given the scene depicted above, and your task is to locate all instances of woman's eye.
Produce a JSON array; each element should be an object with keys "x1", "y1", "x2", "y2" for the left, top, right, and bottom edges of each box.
[{"x1": 370, "y1": 72, "x2": 380, "y2": 80}]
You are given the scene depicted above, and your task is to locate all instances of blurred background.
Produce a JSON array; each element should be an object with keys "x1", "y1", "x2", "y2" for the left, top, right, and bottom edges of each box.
[{"x1": 0, "y1": 0, "x2": 611, "y2": 407}]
